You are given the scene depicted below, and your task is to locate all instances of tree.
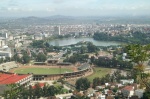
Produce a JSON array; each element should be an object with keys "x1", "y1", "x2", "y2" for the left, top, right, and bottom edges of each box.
[
  {"x1": 13, "y1": 54, "x2": 22, "y2": 63},
  {"x1": 42, "y1": 84, "x2": 49, "y2": 97},
  {"x1": 143, "y1": 90, "x2": 150, "y2": 99},
  {"x1": 87, "y1": 42, "x2": 98, "y2": 53},
  {"x1": 2, "y1": 84, "x2": 20, "y2": 99},
  {"x1": 47, "y1": 86, "x2": 57, "y2": 96},
  {"x1": 126, "y1": 44, "x2": 150, "y2": 89},
  {"x1": 75, "y1": 78, "x2": 90, "y2": 91},
  {"x1": 93, "y1": 77, "x2": 101, "y2": 88},
  {"x1": 126, "y1": 44, "x2": 150, "y2": 71},
  {"x1": 22, "y1": 53, "x2": 30, "y2": 64},
  {"x1": 80, "y1": 46, "x2": 87, "y2": 54},
  {"x1": 33, "y1": 83, "x2": 42, "y2": 98},
  {"x1": 36, "y1": 52, "x2": 47, "y2": 62},
  {"x1": 4, "y1": 57, "x2": 11, "y2": 62},
  {"x1": 31, "y1": 40, "x2": 45, "y2": 48}
]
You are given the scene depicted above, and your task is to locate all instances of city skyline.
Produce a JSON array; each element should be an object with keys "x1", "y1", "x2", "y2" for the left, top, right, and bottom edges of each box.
[{"x1": 0, "y1": 0, "x2": 150, "y2": 17}]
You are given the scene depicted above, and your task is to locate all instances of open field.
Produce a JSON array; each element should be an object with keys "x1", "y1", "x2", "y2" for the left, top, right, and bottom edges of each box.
[
  {"x1": 87, "y1": 67, "x2": 111, "y2": 82},
  {"x1": 11, "y1": 66, "x2": 74, "y2": 74}
]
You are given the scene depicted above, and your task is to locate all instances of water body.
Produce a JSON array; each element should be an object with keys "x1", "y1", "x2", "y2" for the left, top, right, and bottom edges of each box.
[{"x1": 49, "y1": 37, "x2": 121, "y2": 46}]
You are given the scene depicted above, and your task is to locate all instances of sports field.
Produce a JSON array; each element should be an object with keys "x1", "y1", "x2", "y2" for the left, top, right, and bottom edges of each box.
[
  {"x1": 87, "y1": 67, "x2": 111, "y2": 82},
  {"x1": 14, "y1": 67, "x2": 73, "y2": 74}
]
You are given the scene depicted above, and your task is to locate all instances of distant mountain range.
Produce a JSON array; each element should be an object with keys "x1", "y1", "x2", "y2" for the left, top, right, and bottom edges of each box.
[{"x1": 2, "y1": 15, "x2": 150, "y2": 24}]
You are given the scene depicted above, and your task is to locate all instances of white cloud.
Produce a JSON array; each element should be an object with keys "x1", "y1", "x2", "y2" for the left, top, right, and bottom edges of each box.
[{"x1": 46, "y1": 8, "x2": 55, "y2": 12}]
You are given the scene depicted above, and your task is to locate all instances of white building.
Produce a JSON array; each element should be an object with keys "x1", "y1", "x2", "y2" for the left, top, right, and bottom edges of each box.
[
  {"x1": 0, "y1": 51, "x2": 11, "y2": 58},
  {"x1": 0, "y1": 47, "x2": 12, "y2": 58},
  {"x1": 0, "y1": 38, "x2": 6, "y2": 48},
  {"x1": 120, "y1": 79, "x2": 134, "y2": 85},
  {"x1": 135, "y1": 89, "x2": 144, "y2": 98}
]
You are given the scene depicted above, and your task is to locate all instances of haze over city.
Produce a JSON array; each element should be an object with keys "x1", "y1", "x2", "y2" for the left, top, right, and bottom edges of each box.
[
  {"x1": 0, "y1": 0, "x2": 150, "y2": 17},
  {"x1": 1, "y1": 0, "x2": 150, "y2": 99}
]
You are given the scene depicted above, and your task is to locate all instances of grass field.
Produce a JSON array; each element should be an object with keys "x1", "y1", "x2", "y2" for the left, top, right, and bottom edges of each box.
[
  {"x1": 87, "y1": 67, "x2": 111, "y2": 82},
  {"x1": 14, "y1": 67, "x2": 73, "y2": 74}
]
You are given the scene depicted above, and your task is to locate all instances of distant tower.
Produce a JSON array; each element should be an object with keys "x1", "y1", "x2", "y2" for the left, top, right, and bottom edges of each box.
[
  {"x1": 54, "y1": 26, "x2": 61, "y2": 35},
  {"x1": 5, "y1": 33, "x2": 8, "y2": 39}
]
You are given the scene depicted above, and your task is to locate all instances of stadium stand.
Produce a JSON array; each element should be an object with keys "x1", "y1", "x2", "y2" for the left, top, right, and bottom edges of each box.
[{"x1": 0, "y1": 61, "x2": 18, "y2": 72}]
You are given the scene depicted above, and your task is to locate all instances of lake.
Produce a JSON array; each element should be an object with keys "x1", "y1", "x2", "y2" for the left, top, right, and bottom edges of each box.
[{"x1": 49, "y1": 37, "x2": 121, "y2": 46}]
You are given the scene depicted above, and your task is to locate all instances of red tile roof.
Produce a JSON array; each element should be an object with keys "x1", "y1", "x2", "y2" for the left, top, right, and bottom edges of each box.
[
  {"x1": 32, "y1": 83, "x2": 45, "y2": 89},
  {"x1": 107, "y1": 90, "x2": 113, "y2": 94},
  {"x1": 0, "y1": 73, "x2": 30, "y2": 84},
  {"x1": 122, "y1": 86, "x2": 134, "y2": 91}
]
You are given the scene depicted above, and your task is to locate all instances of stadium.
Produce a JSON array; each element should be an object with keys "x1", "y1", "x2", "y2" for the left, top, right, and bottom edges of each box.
[{"x1": 1, "y1": 61, "x2": 92, "y2": 81}]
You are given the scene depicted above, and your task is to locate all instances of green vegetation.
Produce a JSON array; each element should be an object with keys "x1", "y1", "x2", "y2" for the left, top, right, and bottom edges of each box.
[
  {"x1": 31, "y1": 40, "x2": 45, "y2": 48},
  {"x1": 14, "y1": 67, "x2": 73, "y2": 74},
  {"x1": 126, "y1": 44, "x2": 150, "y2": 90},
  {"x1": 13, "y1": 50, "x2": 31, "y2": 64},
  {"x1": 2, "y1": 83, "x2": 69, "y2": 99},
  {"x1": 87, "y1": 67, "x2": 111, "y2": 82},
  {"x1": 36, "y1": 52, "x2": 47, "y2": 62},
  {"x1": 91, "y1": 57, "x2": 133, "y2": 69},
  {"x1": 93, "y1": 31, "x2": 150, "y2": 44},
  {"x1": 63, "y1": 53, "x2": 88, "y2": 63},
  {"x1": 75, "y1": 78, "x2": 90, "y2": 91}
]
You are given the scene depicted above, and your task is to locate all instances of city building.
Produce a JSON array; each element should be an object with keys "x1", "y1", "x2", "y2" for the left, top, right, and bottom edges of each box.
[
  {"x1": 54, "y1": 26, "x2": 61, "y2": 35},
  {"x1": 0, "y1": 47, "x2": 12, "y2": 58},
  {"x1": 0, "y1": 38, "x2": 6, "y2": 48}
]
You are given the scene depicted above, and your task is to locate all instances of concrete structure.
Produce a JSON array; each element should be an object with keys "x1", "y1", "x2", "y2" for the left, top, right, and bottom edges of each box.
[
  {"x1": 135, "y1": 89, "x2": 144, "y2": 98},
  {"x1": 0, "y1": 38, "x2": 6, "y2": 48},
  {"x1": 0, "y1": 61, "x2": 18, "y2": 72},
  {"x1": 120, "y1": 79, "x2": 134, "y2": 85},
  {"x1": 47, "y1": 58, "x2": 60, "y2": 65},
  {"x1": 0, "y1": 51, "x2": 11, "y2": 58},
  {"x1": 0, "y1": 47, "x2": 12, "y2": 58},
  {"x1": 24, "y1": 63, "x2": 91, "y2": 81}
]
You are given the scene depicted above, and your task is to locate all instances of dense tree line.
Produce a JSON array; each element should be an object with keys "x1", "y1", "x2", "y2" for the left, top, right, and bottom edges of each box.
[
  {"x1": 91, "y1": 57, "x2": 133, "y2": 69},
  {"x1": 92, "y1": 70, "x2": 136, "y2": 88},
  {"x1": 31, "y1": 40, "x2": 45, "y2": 48},
  {"x1": 13, "y1": 52, "x2": 30, "y2": 64},
  {"x1": 3, "y1": 83, "x2": 69, "y2": 99},
  {"x1": 63, "y1": 53, "x2": 88, "y2": 63},
  {"x1": 93, "y1": 31, "x2": 150, "y2": 44},
  {"x1": 13, "y1": 50, "x2": 47, "y2": 64}
]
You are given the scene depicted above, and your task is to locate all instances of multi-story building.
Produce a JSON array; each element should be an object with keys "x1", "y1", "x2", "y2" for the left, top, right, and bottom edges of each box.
[{"x1": 54, "y1": 26, "x2": 60, "y2": 35}]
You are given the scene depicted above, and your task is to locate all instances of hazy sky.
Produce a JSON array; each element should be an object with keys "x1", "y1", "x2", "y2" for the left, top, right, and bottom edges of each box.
[{"x1": 0, "y1": 0, "x2": 150, "y2": 17}]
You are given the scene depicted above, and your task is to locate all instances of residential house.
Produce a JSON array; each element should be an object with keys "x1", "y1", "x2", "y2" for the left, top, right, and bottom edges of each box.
[{"x1": 121, "y1": 86, "x2": 134, "y2": 98}]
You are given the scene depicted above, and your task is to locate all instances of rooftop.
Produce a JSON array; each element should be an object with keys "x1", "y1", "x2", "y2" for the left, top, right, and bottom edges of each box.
[
  {"x1": 0, "y1": 73, "x2": 30, "y2": 84},
  {"x1": 122, "y1": 86, "x2": 134, "y2": 91}
]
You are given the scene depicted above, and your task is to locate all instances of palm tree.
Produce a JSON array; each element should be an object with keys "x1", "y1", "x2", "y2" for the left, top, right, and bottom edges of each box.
[{"x1": 126, "y1": 44, "x2": 150, "y2": 89}]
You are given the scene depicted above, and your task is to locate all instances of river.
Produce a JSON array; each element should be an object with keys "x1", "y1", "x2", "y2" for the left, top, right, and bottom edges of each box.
[{"x1": 49, "y1": 37, "x2": 121, "y2": 46}]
